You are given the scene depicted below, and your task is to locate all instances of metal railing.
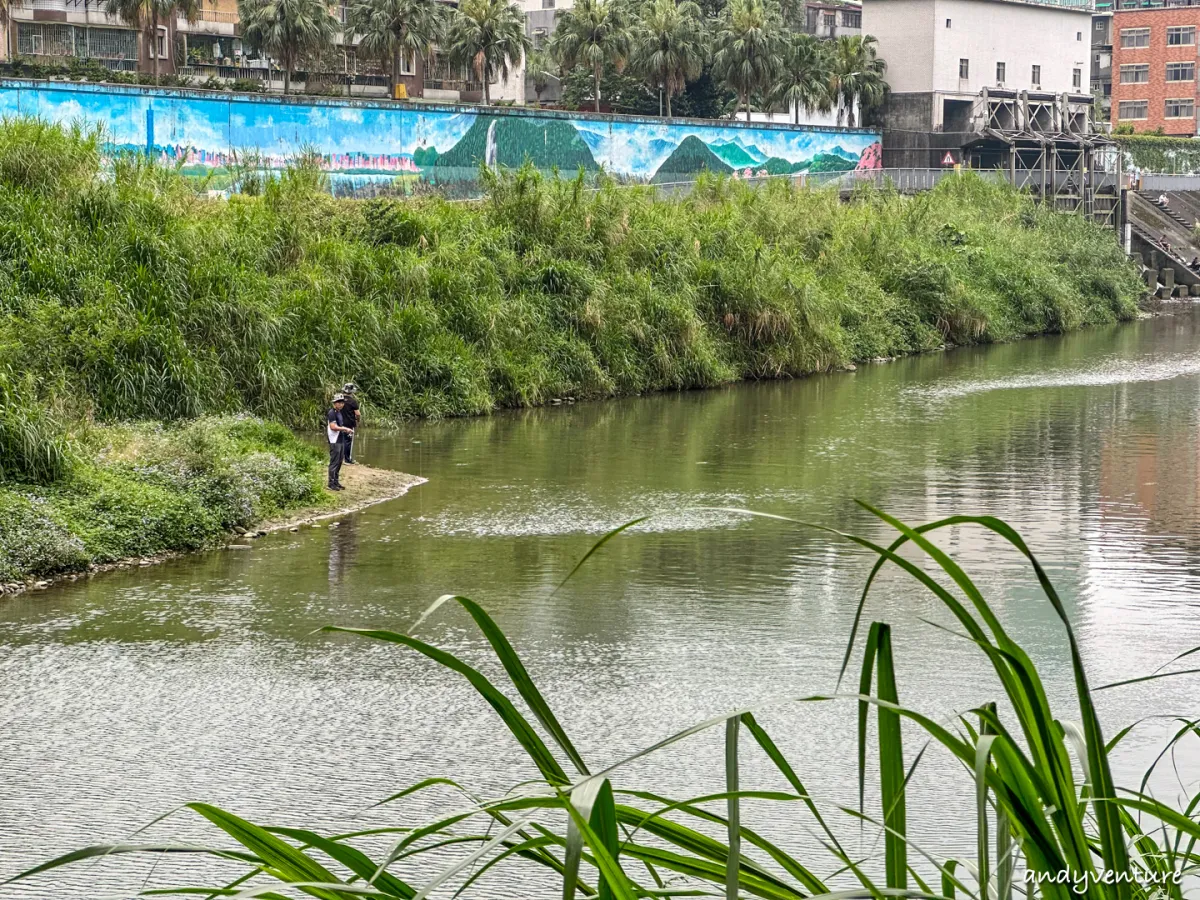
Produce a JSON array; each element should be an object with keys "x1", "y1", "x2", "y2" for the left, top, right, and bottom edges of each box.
[
  {"x1": 423, "y1": 78, "x2": 482, "y2": 92},
  {"x1": 190, "y1": 9, "x2": 239, "y2": 22},
  {"x1": 1117, "y1": 0, "x2": 1200, "y2": 9}
]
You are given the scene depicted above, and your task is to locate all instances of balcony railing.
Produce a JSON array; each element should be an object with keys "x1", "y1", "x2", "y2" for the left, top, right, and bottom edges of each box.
[
  {"x1": 193, "y1": 9, "x2": 239, "y2": 22},
  {"x1": 423, "y1": 78, "x2": 482, "y2": 92},
  {"x1": 1118, "y1": 0, "x2": 1200, "y2": 9}
]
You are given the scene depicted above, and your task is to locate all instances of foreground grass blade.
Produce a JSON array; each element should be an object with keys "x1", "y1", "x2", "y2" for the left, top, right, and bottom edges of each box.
[
  {"x1": 565, "y1": 778, "x2": 606, "y2": 900},
  {"x1": 589, "y1": 781, "x2": 621, "y2": 900},
  {"x1": 452, "y1": 595, "x2": 591, "y2": 777},
  {"x1": 322, "y1": 626, "x2": 570, "y2": 786},
  {"x1": 726, "y1": 717, "x2": 741, "y2": 900}
]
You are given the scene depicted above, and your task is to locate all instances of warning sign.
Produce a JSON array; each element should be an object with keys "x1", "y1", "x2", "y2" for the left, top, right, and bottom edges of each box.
[{"x1": 941, "y1": 151, "x2": 956, "y2": 166}]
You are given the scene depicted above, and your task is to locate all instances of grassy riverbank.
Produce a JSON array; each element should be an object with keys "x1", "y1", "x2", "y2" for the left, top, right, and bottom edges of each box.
[
  {"x1": 0, "y1": 416, "x2": 328, "y2": 586},
  {"x1": 0, "y1": 118, "x2": 1141, "y2": 432},
  {"x1": 0, "y1": 118, "x2": 1143, "y2": 581}
]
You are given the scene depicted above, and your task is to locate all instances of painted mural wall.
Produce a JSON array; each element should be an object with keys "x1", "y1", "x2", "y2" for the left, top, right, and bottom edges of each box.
[{"x1": 0, "y1": 79, "x2": 883, "y2": 196}]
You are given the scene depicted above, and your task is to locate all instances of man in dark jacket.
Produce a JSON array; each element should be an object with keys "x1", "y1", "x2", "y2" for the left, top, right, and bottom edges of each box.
[
  {"x1": 326, "y1": 394, "x2": 354, "y2": 490},
  {"x1": 341, "y1": 383, "x2": 361, "y2": 464}
]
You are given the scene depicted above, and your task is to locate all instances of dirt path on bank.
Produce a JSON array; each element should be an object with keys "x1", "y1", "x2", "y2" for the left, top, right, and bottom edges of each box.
[{"x1": 256, "y1": 464, "x2": 426, "y2": 533}]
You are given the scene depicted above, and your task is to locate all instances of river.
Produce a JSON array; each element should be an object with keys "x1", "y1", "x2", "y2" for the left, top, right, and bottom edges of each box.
[{"x1": 5, "y1": 313, "x2": 1200, "y2": 897}]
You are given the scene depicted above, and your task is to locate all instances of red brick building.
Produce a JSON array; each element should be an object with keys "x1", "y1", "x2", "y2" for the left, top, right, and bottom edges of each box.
[{"x1": 1112, "y1": 3, "x2": 1200, "y2": 136}]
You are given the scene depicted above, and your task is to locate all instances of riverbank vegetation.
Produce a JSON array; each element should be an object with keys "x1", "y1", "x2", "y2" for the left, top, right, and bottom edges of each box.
[
  {"x1": 12, "y1": 508, "x2": 1200, "y2": 897},
  {"x1": 0, "y1": 415, "x2": 324, "y2": 584},
  {"x1": 0, "y1": 117, "x2": 1142, "y2": 580}
]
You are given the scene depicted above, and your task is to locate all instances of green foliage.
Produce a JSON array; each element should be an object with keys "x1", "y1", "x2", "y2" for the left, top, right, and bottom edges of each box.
[
  {"x1": 445, "y1": 0, "x2": 531, "y2": 105},
  {"x1": 560, "y1": 61, "x2": 658, "y2": 114},
  {"x1": 17, "y1": 509, "x2": 1200, "y2": 899},
  {"x1": 711, "y1": 0, "x2": 784, "y2": 121},
  {"x1": 0, "y1": 118, "x2": 1142, "y2": 443},
  {"x1": 0, "y1": 415, "x2": 324, "y2": 580},
  {"x1": 238, "y1": 0, "x2": 339, "y2": 93},
  {"x1": 348, "y1": 0, "x2": 447, "y2": 92},
  {"x1": 548, "y1": 0, "x2": 634, "y2": 113},
  {"x1": 630, "y1": 0, "x2": 707, "y2": 118},
  {"x1": 0, "y1": 490, "x2": 87, "y2": 581},
  {"x1": 1114, "y1": 133, "x2": 1200, "y2": 174}
]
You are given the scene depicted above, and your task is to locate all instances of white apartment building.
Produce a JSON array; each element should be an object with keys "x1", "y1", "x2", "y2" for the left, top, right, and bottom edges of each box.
[{"x1": 864, "y1": 0, "x2": 1093, "y2": 131}]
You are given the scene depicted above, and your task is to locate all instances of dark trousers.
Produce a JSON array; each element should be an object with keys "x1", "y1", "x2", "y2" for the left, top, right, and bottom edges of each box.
[
  {"x1": 328, "y1": 440, "x2": 344, "y2": 486},
  {"x1": 343, "y1": 432, "x2": 354, "y2": 463}
]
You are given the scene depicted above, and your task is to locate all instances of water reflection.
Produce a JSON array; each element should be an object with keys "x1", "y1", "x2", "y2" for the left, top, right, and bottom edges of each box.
[{"x1": 4, "y1": 315, "x2": 1200, "y2": 896}]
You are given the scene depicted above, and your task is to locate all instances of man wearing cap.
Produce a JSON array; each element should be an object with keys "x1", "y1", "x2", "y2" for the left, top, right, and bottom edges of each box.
[
  {"x1": 341, "y1": 383, "x2": 361, "y2": 464},
  {"x1": 326, "y1": 393, "x2": 354, "y2": 491}
]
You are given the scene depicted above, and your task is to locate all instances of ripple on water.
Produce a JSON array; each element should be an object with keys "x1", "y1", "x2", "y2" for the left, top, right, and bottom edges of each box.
[{"x1": 907, "y1": 351, "x2": 1200, "y2": 401}]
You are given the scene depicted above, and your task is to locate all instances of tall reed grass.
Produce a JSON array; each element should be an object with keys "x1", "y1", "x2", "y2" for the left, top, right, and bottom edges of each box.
[
  {"x1": 9, "y1": 508, "x2": 1200, "y2": 899},
  {"x1": 0, "y1": 117, "x2": 1142, "y2": 434}
]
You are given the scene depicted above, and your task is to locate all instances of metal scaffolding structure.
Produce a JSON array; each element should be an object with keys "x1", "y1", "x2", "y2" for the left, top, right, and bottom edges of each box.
[{"x1": 959, "y1": 88, "x2": 1120, "y2": 228}]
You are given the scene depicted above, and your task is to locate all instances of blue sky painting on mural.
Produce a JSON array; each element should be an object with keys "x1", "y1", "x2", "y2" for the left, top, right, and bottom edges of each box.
[{"x1": 0, "y1": 79, "x2": 882, "y2": 196}]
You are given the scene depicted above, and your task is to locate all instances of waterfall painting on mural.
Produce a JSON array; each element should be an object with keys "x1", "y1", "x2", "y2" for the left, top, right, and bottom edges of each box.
[{"x1": 0, "y1": 79, "x2": 882, "y2": 196}]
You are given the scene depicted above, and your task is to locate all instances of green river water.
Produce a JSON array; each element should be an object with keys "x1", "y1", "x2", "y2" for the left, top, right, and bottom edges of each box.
[{"x1": 5, "y1": 313, "x2": 1200, "y2": 896}]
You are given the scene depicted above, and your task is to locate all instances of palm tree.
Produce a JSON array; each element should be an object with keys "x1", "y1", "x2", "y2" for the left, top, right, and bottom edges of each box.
[
  {"x1": 828, "y1": 33, "x2": 886, "y2": 128},
  {"x1": 772, "y1": 31, "x2": 831, "y2": 125},
  {"x1": 711, "y1": 0, "x2": 782, "y2": 123},
  {"x1": 547, "y1": 0, "x2": 632, "y2": 114},
  {"x1": 631, "y1": 0, "x2": 705, "y2": 119},
  {"x1": 526, "y1": 47, "x2": 554, "y2": 106},
  {"x1": 238, "y1": 0, "x2": 339, "y2": 94},
  {"x1": 347, "y1": 0, "x2": 446, "y2": 97},
  {"x1": 104, "y1": 0, "x2": 200, "y2": 82},
  {"x1": 445, "y1": 0, "x2": 530, "y2": 105}
]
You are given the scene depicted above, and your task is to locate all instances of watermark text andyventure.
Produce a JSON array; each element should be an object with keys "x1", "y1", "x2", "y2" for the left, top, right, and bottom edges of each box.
[{"x1": 1025, "y1": 869, "x2": 1183, "y2": 893}]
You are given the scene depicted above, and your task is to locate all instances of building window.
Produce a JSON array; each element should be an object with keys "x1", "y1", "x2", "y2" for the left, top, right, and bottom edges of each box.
[
  {"x1": 155, "y1": 29, "x2": 166, "y2": 59},
  {"x1": 1120, "y1": 63, "x2": 1150, "y2": 83},
  {"x1": 1120, "y1": 27, "x2": 1150, "y2": 48},
  {"x1": 1166, "y1": 97, "x2": 1195, "y2": 118},
  {"x1": 1167, "y1": 25, "x2": 1195, "y2": 45},
  {"x1": 996, "y1": 61, "x2": 1006, "y2": 83},
  {"x1": 1073, "y1": 67, "x2": 1081, "y2": 88},
  {"x1": 1077, "y1": 31, "x2": 1082, "y2": 40},
  {"x1": 1118, "y1": 99, "x2": 1148, "y2": 119},
  {"x1": 959, "y1": 58, "x2": 969, "y2": 79},
  {"x1": 840, "y1": 9, "x2": 860, "y2": 27},
  {"x1": 1167, "y1": 61, "x2": 1195, "y2": 81},
  {"x1": 542, "y1": 0, "x2": 554, "y2": 7},
  {"x1": 1096, "y1": 20, "x2": 1104, "y2": 30},
  {"x1": 823, "y1": 12, "x2": 835, "y2": 28},
  {"x1": 945, "y1": 17, "x2": 951, "y2": 27},
  {"x1": 399, "y1": 52, "x2": 414, "y2": 75},
  {"x1": 1031, "y1": 64, "x2": 1041, "y2": 85}
]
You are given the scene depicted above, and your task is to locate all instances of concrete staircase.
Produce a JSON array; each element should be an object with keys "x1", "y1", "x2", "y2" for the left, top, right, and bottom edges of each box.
[{"x1": 1139, "y1": 191, "x2": 1195, "y2": 230}]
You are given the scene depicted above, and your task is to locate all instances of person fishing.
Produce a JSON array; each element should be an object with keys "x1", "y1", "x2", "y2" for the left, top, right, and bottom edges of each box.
[
  {"x1": 341, "y1": 383, "x2": 361, "y2": 464},
  {"x1": 325, "y1": 393, "x2": 354, "y2": 491}
]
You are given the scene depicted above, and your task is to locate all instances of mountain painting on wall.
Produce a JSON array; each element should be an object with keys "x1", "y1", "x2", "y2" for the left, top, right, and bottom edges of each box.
[
  {"x1": 0, "y1": 80, "x2": 883, "y2": 200},
  {"x1": 652, "y1": 135, "x2": 734, "y2": 182},
  {"x1": 710, "y1": 142, "x2": 762, "y2": 168},
  {"x1": 434, "y1": 115, "x2": 599, "y2": 174}
]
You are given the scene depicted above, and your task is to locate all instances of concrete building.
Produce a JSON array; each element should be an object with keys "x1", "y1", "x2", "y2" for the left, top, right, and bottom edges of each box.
[
  {"x1": 5, "y1": 0, "x2": 509, "y2": 103},
  {"x1": 1091, "y1": 6, "x2": 1113, "y2": 121},
  {"x1": 803, "y1": 1, "x2": 864, "y2": 37},
  {"x1": 9, "y1": 0, "x2": 240, "y2": 77},
  {"x1": 1111, "y1": 0, "x2": 1200, "y2": 136},
  {"x1": 865, "y1": 0, "x2": 1093, "y2": 133}
]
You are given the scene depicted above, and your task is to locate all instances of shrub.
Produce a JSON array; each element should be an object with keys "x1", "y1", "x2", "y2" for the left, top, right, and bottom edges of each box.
[{"x1": 0, "y1": 489, "x2": 87, "y2": 580}]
